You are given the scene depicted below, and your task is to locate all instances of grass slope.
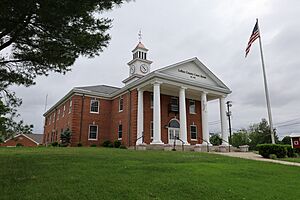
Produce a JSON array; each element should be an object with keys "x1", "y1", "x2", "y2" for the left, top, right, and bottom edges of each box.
[{"x1": 0, "y1": 147, "x2": 299, "y2": 200}]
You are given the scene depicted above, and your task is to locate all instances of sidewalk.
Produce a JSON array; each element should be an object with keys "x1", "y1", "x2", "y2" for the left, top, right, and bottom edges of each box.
[{"x1": 213, "y1": 152, "x2": 300, "y2": 167}]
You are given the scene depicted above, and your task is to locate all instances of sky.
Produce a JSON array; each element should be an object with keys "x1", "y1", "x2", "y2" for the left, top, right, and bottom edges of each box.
[{"x1": 11, "y1": 0, "x2": 300, "y2": 138}]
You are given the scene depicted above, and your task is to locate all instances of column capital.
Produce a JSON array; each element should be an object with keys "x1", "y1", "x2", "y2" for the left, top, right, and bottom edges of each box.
[
  {"x1": 137, "y1": 88, "x2": 144, "y2": 92},
  {"x1": 219, "y1": 94, "x2": 227, "y2": 99},
  {"x1": 201, "y1": 91, "x2": 208, "y2": 95},
  {"x1": 151, "y1": 81, "x2": 163, "y2": 85},
  {"x1": 180, "y1": 86, "x2": 188, "y2": 90}
]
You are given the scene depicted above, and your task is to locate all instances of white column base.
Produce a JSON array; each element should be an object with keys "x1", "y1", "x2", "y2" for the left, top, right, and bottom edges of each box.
[
  {"x1": 150, "y1": 140, "x2": 164, "y2": 145},
  {"x1": 198, "y1": 142, "x2": 212, "y2": 147}
]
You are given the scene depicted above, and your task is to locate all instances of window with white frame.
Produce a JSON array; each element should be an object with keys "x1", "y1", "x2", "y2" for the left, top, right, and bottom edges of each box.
[
  {"x1": 150, "y1": 121, "x2": 153, "y2": 139},
  {"x1": 49, "y1": 116, "x2": 51, "y2": 125},
  {"x1": 189, "y1": 100, "x2": 196, "y2": 114},
  {"x1": 88, "y1": 125, "x2": 98, "y2": 140},
  {"x1": 150, "y1": 93, "x2": 153, "y2": 108},
  {"x1": 118, "y1": 124, "x2": 122, "y2": 139},
  {"x1": 69, "y1": 100, "x2": 72, "y2": 113},
  {"x1": 119, "y1": 97, "x2": 123, "y2": 112},
  {"x1": 63, "y1": 105, "x2": 65, "y2": 117},
  {"x1": 190, "y1": 125, "x2": 197, "y2": 140},
  {"x1": 57, "y1": 109, "x2": 60, "y2": 120},
  {"x1": 90, "y1": 99, "x2": 99, "y2": 113},
  {"x1": 53, "y1": 113, "x2": 55, "y2": 123}
]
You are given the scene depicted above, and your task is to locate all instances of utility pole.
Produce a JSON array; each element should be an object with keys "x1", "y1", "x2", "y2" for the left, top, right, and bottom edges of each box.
[{"x1": 226, "y1": 101, "x2": 232, "y2": 146}]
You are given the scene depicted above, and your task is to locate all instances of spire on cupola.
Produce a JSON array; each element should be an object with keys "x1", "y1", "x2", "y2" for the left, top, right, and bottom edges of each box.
[{"x1": 123, "y1": 31, "x2": 153, "y2": 85}]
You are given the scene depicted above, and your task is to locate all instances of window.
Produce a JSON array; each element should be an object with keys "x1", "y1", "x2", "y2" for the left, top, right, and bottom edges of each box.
[
  {"x1": 119, "y1": 97, "x2": 123, "y2": 112},
  {"x1": 118, "y1": 124, "x2": 122, "y2": 139},
  {"x1": 189, "y1": 100, "x2": 196, "y2": 114},
  {"x1": 53, "y1": 113, "x2": 55, "y2": 123},
  {"x1": 57, "y1": 109, "x2": 60, "y2": 120},
  {"x1": 150, "y1": 93, "x2": 153, "y2": 109},
  {"x1": 190, "y1": 125, "x2": 197, "y2": 140},
  {"x1": 49, "y1": 116, "x2": 51, "y2": 125},
  {"x1": 88, "y1": 125, "x2": 98, "y2": 140},
  {"x1": 90, "y1": 99, "x2": 99, "y2": 113},
  {"x1": 63, "y1": 105, "x2": 65, "y2": 117},
  {"x1": 69, "y1": 100, "x2": 72, "y2": 113},
  {"x1": 150, "y1": 121, "x2": 153, "y2": 139}
]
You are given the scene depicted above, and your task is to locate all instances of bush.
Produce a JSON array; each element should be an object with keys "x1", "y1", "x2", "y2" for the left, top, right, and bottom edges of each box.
[
  {"x1": 107, "y1": 143, "x2": 113, "y2": 148},
  {"x1": 77, "y1": 143, "x2": 82, "y2": 147},
  {"x1": 286, "y1": 145, "x2": 297, "y2": 158},
  {"x1": 257, "y1": 144, "x2": 287, "y2": 158},
  {"x1": 114, "y1": 140, "x2": 121, "y2": 148},
  {"x1": 59, "y1": 143, "x2": 68, "y2": 147},
  {"x1": 90, "y1": 144, "x2": 97, "y2": 147},
  {"x1": 210, "y1": 134, "x2": 222, "y2": 146},
  {"x1": 102, "y1": 140, "x2": 112, "y2": 147},
  {"x1": 16, "y1": 143, "x2": 23, "y2": 147},
  {"x1": 51, "y1": 142, "x2": 58, "y2": 147},
  {"x1": 269, "y1": 154, "x2": 277, "y2": 159},
  {"x1": 119, "y1": 145, "x2": 127, "y2": 149}
]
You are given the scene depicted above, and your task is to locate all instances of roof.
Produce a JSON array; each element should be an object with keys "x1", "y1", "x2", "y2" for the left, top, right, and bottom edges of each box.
[
  {"x1": 132, "y1": 42, "x2": 148, "y2": 52},
  {"x1": 75, "y1": 85, "x2": 120, "y2": 95},
  {"x1": 4, "y1": 133, "x2": 43, "y2": 144},
  {"x1": 25, "y1": 134, "x2": 43, "y2": 144},
  {"x1": 290, "y1": 133, "x2": 300, "y2": 138}
]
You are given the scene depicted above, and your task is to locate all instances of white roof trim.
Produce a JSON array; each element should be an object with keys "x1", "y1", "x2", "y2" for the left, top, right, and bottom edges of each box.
[
  {"x1": 4, "y1": 134, "x2": 40, "y2": 145},
  {"x1": 290, "y1": 133, "x2": 300, "y2": 138}
]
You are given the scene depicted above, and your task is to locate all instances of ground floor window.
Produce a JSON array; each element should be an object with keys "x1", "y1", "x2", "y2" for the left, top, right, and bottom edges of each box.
[
  {"x1": 89, "y1": 125, "x2": 98, "y2": 140},
  {"x1": 190, "y1": 125, "x2": 197, "y2": 140},
  {"x1": 118, "y1": 124, "x2": 122, "y2": 139},
  {"x1": 150, "y1": 121, "x2": 153, "y2": 139}
]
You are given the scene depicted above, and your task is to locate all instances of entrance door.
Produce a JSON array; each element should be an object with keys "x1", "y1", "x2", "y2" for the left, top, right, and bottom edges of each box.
[{"x1": 168, "y1": 128, "x2": 180, "y2": 145}]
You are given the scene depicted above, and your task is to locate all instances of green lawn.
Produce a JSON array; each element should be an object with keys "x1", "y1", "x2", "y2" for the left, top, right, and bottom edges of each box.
[
  {"x1": 281, "y1": 157, "x2": 300, "y2": 163},
  {"x1": 0, "y1": 147, "x2": 299, "y2": 200}
]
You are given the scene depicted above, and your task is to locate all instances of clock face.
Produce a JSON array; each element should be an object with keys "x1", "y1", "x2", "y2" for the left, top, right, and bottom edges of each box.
[
  {"x1": 140, "y1": 64, "x2": 149, "y2": 74},
  {"x1": 130, "y1": 65, "x2": 135, "y2": 74}
]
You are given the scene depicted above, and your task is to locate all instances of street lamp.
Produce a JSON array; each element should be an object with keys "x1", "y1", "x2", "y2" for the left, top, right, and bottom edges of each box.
[{"x1": 226, "y1": 101, "x2": 232, "y2": 146}]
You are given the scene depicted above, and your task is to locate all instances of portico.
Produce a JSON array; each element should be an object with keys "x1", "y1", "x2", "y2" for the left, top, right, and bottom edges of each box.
[{"x1": 135, "y1": 68, "x2": 230, "y2": 146}]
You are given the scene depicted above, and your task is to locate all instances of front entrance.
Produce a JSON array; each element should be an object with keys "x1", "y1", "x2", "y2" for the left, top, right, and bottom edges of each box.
[{"x1": 168, "y1": 119, "x2": 181, "y2": 145}]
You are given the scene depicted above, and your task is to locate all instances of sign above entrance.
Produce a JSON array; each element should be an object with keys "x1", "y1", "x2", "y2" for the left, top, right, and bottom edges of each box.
[{"x1": 177, "y1": 69, "x2": 207, "y2": 80}]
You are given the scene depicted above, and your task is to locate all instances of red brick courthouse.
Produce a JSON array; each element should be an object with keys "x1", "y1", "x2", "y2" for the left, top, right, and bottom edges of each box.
[{"x1": 43, "y1": 42, "x2": 231, "y2": 148}]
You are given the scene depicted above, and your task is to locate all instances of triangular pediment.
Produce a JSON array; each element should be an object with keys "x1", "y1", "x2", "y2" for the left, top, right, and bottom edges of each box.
[{"x1": 156, "y1": 57, "x2": 229, "y2": 90}]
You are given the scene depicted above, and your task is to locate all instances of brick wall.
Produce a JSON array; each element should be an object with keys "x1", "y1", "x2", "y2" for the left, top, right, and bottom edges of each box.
[{"x1": 1, "y1": 135, "x2": 38, "y2": 147}]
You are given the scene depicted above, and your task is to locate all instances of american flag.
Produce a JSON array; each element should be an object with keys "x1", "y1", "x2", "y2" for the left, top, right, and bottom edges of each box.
[{"x1": 245, "y1": 21, "x2": 260, "y2": 57}]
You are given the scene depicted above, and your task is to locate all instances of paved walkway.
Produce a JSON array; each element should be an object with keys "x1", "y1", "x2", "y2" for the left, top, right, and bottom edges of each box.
[{"x1": 213, "y1": 152, "x2": 300, "y2": 167}]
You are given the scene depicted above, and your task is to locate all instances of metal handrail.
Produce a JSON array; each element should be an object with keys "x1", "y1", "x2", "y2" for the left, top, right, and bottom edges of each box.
[
  {"x1": 174, "y1": 136, "x2": 185, "y2": 151},
  {"x1": 134, "y1": 134, "x2": 144, "y2": 150},
  {"x1": 198, "y1": 136, "x2": 210, "y2": 152}
]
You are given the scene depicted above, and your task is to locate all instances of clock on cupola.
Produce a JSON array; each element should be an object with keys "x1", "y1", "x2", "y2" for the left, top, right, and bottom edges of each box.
[{"x1": 123, "y1": 32, "x2": 153, "y2": 85}]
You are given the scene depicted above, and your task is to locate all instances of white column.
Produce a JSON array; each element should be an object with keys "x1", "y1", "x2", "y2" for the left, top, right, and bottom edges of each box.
[
  {"x1": 151, "y1": 81, "x2": 163, "y2": 144},
  {"x1": 201, "y1": 91, "x2": 211, "y2": 145},
  {"x1": 220, "y1": 96, "x2": 229, "y2": 146},
  {"x1": 136, "y1": 89, "x2": 144, "y2": 145},
  {"x1": 179, "y1": 87, "x2": 189, "y2": 145}
]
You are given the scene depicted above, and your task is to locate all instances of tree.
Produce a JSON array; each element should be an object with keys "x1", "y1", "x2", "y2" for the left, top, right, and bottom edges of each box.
[
  {"x1": 60, "y1": 128, "x2": 72, "y2": 146},
  {"x1": 210, "y1": 134, "x2": 222, "y2": 146},
  {"x1": 248, "y1": 118, "x2": 279, "y2": 150},
  {"x1": 231, "y1": 129, "x2": 250, "y2": 148},
  {"x1": 280, "y1": 136, "x2": 291, "y2": 145},
  {"x1": 0, "y1": 0, "x2": 128, "y2": 137}
]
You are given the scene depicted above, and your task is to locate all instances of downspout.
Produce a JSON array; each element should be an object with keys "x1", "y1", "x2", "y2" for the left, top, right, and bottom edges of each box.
[
  {"x1": 79, "y1": 94, "x2": 85, "y2": 144},
  {"x1": 127, "y1": 90, "x2": 132, "y2": 146}
]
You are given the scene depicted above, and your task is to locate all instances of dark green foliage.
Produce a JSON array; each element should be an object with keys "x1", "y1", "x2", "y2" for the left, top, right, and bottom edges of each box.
[
  {"x1": 107, "y1": 143, "x2": 113, "y2": 148},
  {"x1": 269, "y1": 154, "x2": 277, "y2": 159},
  {"x1": 119, "y1": 145, "x2": 127, "y2": 149},
  {"x1": 0, "y1": 0, "x2": 128, "y2": 137},
  {"x1": 60, "y1": 128, "x2": 71, "y2": 146},
  {"x1": 16, "y1": 143, "x2": 23, "y2": 147},
  {"x1": 114, "y1": 140, "x2": 121, "y2": 148},
  {"x1": 51, "y1": 142, "x2": 58, "y2": 147},
  {"x1": 210, "y1": 134, "x2": 222, "y2": 146},
  {"x1": 280, "y1": 136, "x2": 291, "y2": 145},
  {"x1": 249, "y1": 119, "x2": 279, "y2": 150},
  {"x1": 257, "y1": 144, "x2": 288, "y2": 158},
  {"x1": 286, "y1": 146, "x2": 297, "y2": 158},
  {"x1": 77, "y1": 143, "x2": 82, "y2": 147},
  {"x1": 59, "y1": 143, "x2": 68, "y2": 147},
  {"x1": 231, "y1": 129, "x2": 250, "y2": 147},
  {"x1": 102, "y1": 140, "x2": 112, "y2": 147},
  {"x1": 90, "y1": 144, "x2": 97, "y2": 147}
]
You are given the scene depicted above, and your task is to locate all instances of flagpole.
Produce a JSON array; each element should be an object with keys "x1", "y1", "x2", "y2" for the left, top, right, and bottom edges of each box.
[{"x1": 256, "y1": 18, "x2": 275, "y2": 144}]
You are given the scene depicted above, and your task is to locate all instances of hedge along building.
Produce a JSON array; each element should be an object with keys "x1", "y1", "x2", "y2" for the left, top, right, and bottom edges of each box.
[{"x1": 43, "y1": 41, "x2": 231, "y2": 147}]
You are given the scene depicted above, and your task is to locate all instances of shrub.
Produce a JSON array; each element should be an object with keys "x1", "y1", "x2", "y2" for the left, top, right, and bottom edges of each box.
[
  {"x1": 119, "y1": 145, "x2": 127, "y2": 149},
  {"x1": 286, "y1": 145, "x2": 297, "y2": 158},
  {"x1": 102, "y1": 140, "x2": 112, "y2": 147},
  {"x1": 77, "y1": 143, "x2": 82, "y2": 147},
  {"x1": 107, "y1": 143, "x2": 113, "y2": 148},
  {"x1": 16, "y1": 143, "x2": 23, "y2": 147},
  {"x1": 90, "y1": 144, "x2": 97, "y2": 147},
  {"x1": 210, "y1": 134, "x2": 222, "y2": 146},
  {"x1": 257, "y1": 144, "x2": 287, "y2": 158},
  {"x1": 59, "y1": 143, "x2": 68, "y2": 147},
  {"x1": 114, "y1": 140, "x2": 121, "y2": 148},
  {"x1": 51, "y1": 142, "x2": 58, "y2": 147},
  {"x1": 269, "y1": 154, "x2": 277, "y2": 159}
]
